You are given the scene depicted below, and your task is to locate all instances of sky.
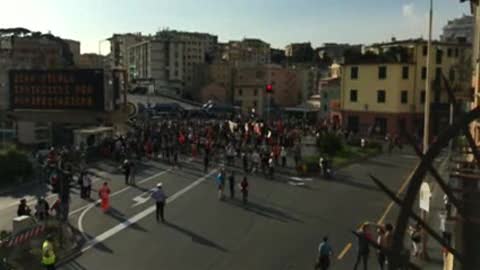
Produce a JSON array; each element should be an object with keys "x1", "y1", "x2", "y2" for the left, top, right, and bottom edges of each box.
[{"x1": 0, "y1": 0, "x2": 471, "y2": 54}]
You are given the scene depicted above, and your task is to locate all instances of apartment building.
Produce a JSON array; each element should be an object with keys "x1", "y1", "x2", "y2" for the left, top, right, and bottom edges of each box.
[
  {"x1": 341, "y1": 38, "x2": 471, "y2": 137},
  {"x1": 129, "y1": 37, "x2": 185, "y2": 96},
  {"x1": 233, "y1": 65, "x2": 300, "y2": 115},
  {"x1": 223, "y1": 38, "x2": 270, "y2": 66},
  {"x1": 155, "y1": 30, "x2": 218, "y2": 95},
  {"x1": 79, "y1": 53, "x2": 106, "y2": 69},
  {"x1": 466, "y1": 0, "x2": 480, "y2": 144},
  {"x1": 285, "y1": 42, "x2": 314, "y2": 63},
  {"x1": 109, "y1": 33, "x2": 145, "y2": 76}
]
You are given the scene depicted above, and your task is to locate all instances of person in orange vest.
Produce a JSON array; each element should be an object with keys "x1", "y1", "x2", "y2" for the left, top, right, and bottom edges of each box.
[{"x1": 98, "y1": 182, "x2": 111, "y2": 212}]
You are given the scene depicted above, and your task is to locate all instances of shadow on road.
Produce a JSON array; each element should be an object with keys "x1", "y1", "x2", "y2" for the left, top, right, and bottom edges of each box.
[
  {"x1": 106, "y1": 207, "x2": 148, "y2": 233},
  {"x1": 226, "y1": 199, "x2": 303, "y2": 223},
  {"x1": 362, "y1": 159, "x2": 399, "y2": 168},
  {"x1": 322, "y1": 173, "x2": 380, "y2": 192},
  {"x1": 164, "y1": 221, "x2": 228, "y2": 252},
  {"x1": 62, "y1": 260, "x2": 89, "y2": 270}
]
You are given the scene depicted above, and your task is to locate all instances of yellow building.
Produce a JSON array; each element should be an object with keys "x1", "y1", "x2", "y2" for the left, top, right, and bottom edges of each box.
[
  {"x1": 341, "y1": 39, "x2": 471, "y2": 137},
  {"x1": 467, "y1": 0, "x2": 480, "y2": 144}
]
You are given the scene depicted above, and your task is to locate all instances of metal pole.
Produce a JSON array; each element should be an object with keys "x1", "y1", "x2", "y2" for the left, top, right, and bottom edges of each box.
[
  {"x1": 448, "y1": 102, "x2": 454, "y2": 153},
  {"x1": 423, "y1": 0, "x2": 433, "y2": 155},
  {"x1": 421, "y1": 0, "x2": 433, "y2": 261}
]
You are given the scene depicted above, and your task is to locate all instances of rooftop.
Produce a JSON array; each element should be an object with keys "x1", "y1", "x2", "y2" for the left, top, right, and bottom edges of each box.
[{"x1": 370, "y1": 38, "x2": 471, "y2": 47}]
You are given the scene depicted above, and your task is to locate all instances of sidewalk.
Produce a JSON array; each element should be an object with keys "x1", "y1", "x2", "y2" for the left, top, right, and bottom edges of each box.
[{"x1": 411, "y1": 153, "x2": 450, "y2": 270}]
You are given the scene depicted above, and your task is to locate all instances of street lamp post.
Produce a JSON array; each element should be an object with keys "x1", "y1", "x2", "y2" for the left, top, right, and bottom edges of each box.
[
  {"x1": 423, "y1": 0, "x2": 433, "y2": 155},
  {"x1": 420, "y1": 0, "x2": 434, "y2": 262}
]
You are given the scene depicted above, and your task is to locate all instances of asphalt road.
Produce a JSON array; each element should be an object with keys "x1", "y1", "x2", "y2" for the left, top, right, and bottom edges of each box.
[{"x1": 52, "y1": 150, "x2": 419, "y2": 270}]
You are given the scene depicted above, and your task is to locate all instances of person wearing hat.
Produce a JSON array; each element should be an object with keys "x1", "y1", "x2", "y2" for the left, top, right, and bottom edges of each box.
[
  {"x1": 41, "y1": 234, "x2": 56, "y2": 269},
  {"x1": 122, "y1": 159, "x2": 131, "y2": 185},
  {"x1": 151, "y1": 183, "x2": 167, "y2": 223}
]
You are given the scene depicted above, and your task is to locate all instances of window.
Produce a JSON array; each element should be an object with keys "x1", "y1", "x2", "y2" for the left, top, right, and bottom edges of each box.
[
  {"x1": 422, "y1": 45, "x2": 428, "y2": 56},
  {"x1": 449, "y1": 69, "x2": 456, "y2": 81},
  {"x1": 447, "y1": 48, "x2": 452, "y2": 57},
  {"x1": 436, "y1": 49, "x2": 443, "y2": 64},
  {"x1": 253, "y1": 100, "x2": 257, "y2": 108},
  {"x1": 377, "y1": 90, "x2": 386, "y2": 103},
  {"x1": 350, "y1": 89, "x2": 358, "y2": 102},
  {"x1": 323, "y1": 92, "x2": 328, "y2": 99},
  {"x1": 378, "y1": 66, "x2": 387, "y2": 79},
  {"x1": 421, "y1": 67, "x2": 427, "y2": 80},
  {"x1": 401, "y1": 91, "x2": 408, "y2": 104},
  {"x1": 350, "y1": 67, "x2": 358, "y2": 79},
  {"x1": 254, "y1": 89, "x2": 258, "y2": 96},
  {"x1": 402, "y1": 66, "x2": 409, "y2": 79},
  {"x1": 238, "y1": 88, "x2": 243, "y2": 96},
  {"x1": 455, "y1": 48, "x2": 459, "y2": 57},
  {"x1": 420, "y1": 90, "x2": 426, "y2": 104},
  {"x1": 435, "y1": 67, "x2": 442, "y2": 80}
]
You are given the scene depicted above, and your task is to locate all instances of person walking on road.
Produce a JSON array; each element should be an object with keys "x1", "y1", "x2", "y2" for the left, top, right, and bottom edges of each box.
[
  {"x1": 151, "y1": 182, "x2": 167, "y2": 223},
  {"x1": 35, "y1": 197, "x2": 49, "y2": 221},
  {"x1": 353, "y1": 224, "x2": 372, "y2": 270},
  {"x1": 376, "y1": 223, "x2": 393, "y2": 270},
  {"x1": 228, "y1": 171, "x2": 235, "y2": 199},
  {"x1": 315, "y1": 236, "x2": 333, "y2": 270},
  {"x1": 216, "y1": 170, "x2": 226, "y2": 200},
  {"x1": 122, "y1": 159, "x2": 131, "y2": 185},
  {"x1": 99, "y1": 182, "x2": 111, "y2": 213},
  {"x1": 240, "y1": 176, "x2": 249, "y2": 205},
  {"x1": 41, "y1": 235, "x2": 56, "y2": 270},
  {"x1": 129, "y1": 160, "x2": 136, "y2": 185}
]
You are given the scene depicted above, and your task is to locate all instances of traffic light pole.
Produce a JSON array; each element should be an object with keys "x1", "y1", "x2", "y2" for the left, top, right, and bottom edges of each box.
[{"x1": 267, "y1": 93, "x2": 271, "y2": 125}]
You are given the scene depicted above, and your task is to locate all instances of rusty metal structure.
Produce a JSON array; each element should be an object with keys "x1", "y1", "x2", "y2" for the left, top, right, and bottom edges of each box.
[{"x1": 366, "y1": 75, "x2": 480, "y2": 269}]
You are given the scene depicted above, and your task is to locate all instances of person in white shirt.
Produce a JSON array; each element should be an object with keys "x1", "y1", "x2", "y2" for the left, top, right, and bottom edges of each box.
[{"x1": 151, "y1": 183, "x2": 167, "y2": 223}]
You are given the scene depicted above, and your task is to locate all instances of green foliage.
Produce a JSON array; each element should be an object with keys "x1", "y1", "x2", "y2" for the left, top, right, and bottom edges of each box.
[
  {"x1": 0, "y1": 146, "x2": 33, "y2": 187},
  {"x1": 317, "y1": 132, "x2": 344, "y2": 158}
]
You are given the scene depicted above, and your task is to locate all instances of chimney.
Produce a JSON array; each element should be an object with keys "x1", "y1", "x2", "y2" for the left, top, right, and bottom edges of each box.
[{"x1": 391, "y1": 37, "x2": 397, "y2": 42}]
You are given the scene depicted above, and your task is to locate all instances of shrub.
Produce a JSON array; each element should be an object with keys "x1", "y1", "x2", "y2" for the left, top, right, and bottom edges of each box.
[
  {"x1": 366, "y1": 141, "x2": 383, "y2": 151},
  {"x1": 317, "y1": 132, "x2": 344, "y2": 158},
  {"x1": 0, "y1": 146, "x2": 33, "y2": 186}
]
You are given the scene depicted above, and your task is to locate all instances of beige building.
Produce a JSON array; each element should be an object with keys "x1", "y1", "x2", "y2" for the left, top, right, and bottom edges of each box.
[
  {"x1": 467, "y1": 0, "x2": 480, "y2": 144},
  {"x1": 341, "y1": 38, "x2": 471, "y2": 137},
  {"x1": 64, "y1": 39, "x2": 81, "y2": 66},
  {"x1": 129, "y1": 37, "x2": 185, "y2": 96},
  {"x1": 109, "y1": 33, "x2": 146, "y2": 75},
  {"x1": 79, "y1": 53, "x2": 105, "y2": 69},
  {"x1": 223, "y1": 38, "x2": 270, "y2": 66},
  {"x1": 233, "y1": 65, "x2": 300, "y2": 115},
  {"x1": 155, "y1": 30, "x2": 218, "y2": 95}
]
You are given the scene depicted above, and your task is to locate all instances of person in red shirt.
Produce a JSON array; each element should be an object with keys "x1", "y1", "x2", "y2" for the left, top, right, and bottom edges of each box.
[{"x1": 98, "y1": 182, "x2": 111, "y2": 212}]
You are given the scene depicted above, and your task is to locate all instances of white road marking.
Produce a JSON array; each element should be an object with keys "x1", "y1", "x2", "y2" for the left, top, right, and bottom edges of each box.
[
  {"x1": 289, "y1": 177, "x2": 312, "y2": 182},
  {"x1": 77, "y1": 169, "x2": 172, "y2": 239},
  {"x1": 80, "y1": 169, "x2": 218, "y2": 253},
  {"x1": 288, "y1": 181, "x2": 306, "y2": 186},
  {"x1": 131, "y1": 188, "x2": 156, "y2": 208}
]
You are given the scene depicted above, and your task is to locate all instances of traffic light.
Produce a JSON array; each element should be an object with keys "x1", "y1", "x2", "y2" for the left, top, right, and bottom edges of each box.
[{"x1": 265, "y1": 84, "x2": 273, "y2": 94}]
